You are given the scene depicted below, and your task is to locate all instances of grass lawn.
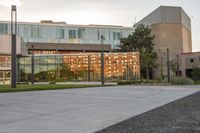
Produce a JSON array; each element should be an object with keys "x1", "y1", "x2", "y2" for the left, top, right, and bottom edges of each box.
[{"x1": 0, "y1": 84, "x2": 104, "y2": 93}]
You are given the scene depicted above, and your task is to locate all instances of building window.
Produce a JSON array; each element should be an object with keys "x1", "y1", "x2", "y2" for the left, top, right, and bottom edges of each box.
[
  {"x1": 97, "y1": 30, "x2": 100, "y2": 40},
  {"x1": 23, "y1": 26, "x2": 29, "y2": 38},
  {"x1": 0, "y1": 23, "x2": 8, "y2": 34},
  {"x1": 56, "y1": 28, "x2": 65, "y2": 39},
  {"x1": 61, "y1": 29, "x2": 65, "y2": 38},
  {"x1": 78, "y1": 28, "x2": 85, "y2": 39},
  {"x1": 31, "y1": 25, "x2": 39, "y2": 38},
  {"x1": 69, "y1": 30, "x2": 76, "y2": 38},
  {"x1": 190, "y1": 58, "x2": 194, "y2": 63},
  {"x1": 113, "y1": 32, "x2": 121, "y2": 40}
]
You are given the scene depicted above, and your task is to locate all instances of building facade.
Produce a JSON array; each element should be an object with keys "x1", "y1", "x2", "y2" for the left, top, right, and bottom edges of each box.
[
  {"x1": 180, "y1": 52, "x2": 200, "y2": 81},
  {"x1": 0, "y1": 32, "x2": 140, "y2": 84},
  {"x1": 0, "y1": 21, "x2": 136, "y2": 84},
  {"x1": 137, "y1": 6, "x2": 192, "y2": 79},
  {"x1": 0, "y1": 6, "x2": 198, "y2": 84},
  {"x1": 0, "y1": 51, "x2": 140, "y2": 84},
  {"x1": 0, "y1": 21, "x2": 134, "y2": 50},
  {"x1": 19, "y1": 52, "x2": 140, "y2": 82}
]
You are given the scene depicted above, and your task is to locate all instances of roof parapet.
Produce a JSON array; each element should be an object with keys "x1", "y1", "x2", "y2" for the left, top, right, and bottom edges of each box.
[{"x1": 40, "y1": 20, "x2": 67, "y2": 24}]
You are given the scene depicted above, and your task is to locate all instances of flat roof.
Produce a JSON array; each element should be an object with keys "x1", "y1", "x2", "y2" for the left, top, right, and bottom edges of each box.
[
  {"x1": 25, "y1": 52, "x2": 139, "y2": 57},
  {"x1": 181, "y1": 51, "x2": 200, "y2": 55},
  {"x1": 0, "y1": 20, "x2": 133, "y2": 30}
]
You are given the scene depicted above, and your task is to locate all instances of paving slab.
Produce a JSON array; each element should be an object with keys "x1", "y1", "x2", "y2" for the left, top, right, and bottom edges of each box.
[{"x1": 0, "y1": 85, "x2": 199, "y2": 133}]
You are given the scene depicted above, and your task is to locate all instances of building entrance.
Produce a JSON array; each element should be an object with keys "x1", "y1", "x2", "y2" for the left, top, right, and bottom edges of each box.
[{"x1": 0, "y1": 71, "x2": 11, "y2": 85}]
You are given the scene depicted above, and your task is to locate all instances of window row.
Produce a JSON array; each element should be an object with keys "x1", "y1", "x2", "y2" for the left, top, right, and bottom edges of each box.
[
  {"x1": 30, "y1": 27, "x2": 122, "y2": 40},
  {"x1": 189, "y1": 57, "x2": 200, "y2": 63},
  {"x1": 0, "y1": 23, "x2": 123, "y2": 40}
]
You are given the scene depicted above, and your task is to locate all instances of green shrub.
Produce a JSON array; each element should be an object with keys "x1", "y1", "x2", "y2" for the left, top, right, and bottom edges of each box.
[
  {"x1": 117, "y1": 80, "x2": 160, "y2": 85},
  {"x1": 17, "y1": 82, "x2": 29, "y2": 85},
  {"x1": 195, "y1": 81, "x2": 200, "y2": 85},
  {"x1": 170, "y1": 77, "x2": 194, "y2": 85},
  {"x1": 142, "y1": 80, "x2": 159, "y2": 84},
  {"x1": 117, "y1": 81, "x2": 128, "y2": 85},
  {"x1": 49, "y1": 81, "x2": 56, "y2": 84}
]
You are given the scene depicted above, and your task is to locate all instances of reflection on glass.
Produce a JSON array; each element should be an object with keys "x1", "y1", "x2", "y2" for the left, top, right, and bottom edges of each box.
[
  {"x1": 40, "y1": 56, "x2": 48, "y2": 64},
  {"x1": 19, "y1": 53, "x2": 140, "y2": 82}
]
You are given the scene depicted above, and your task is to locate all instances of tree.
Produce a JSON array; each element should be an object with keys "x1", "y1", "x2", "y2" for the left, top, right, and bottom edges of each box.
[
  {"x1": 169, "y1": 59, "x2": 178, "y2": 76},
  {"x1": 118, "y1": 24, "x2": 157, "y2": 79},
  {"x1": 191, "y1": 66, "x2": 200, "y2": 82},
  {"x1": 60, "y1": 64, "x2": 74, "y2": 80}
]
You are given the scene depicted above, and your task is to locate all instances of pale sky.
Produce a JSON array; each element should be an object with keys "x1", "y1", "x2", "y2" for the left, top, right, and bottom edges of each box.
[{"x1": 0, "y1": 0, "x2": 199, "y2": 51}]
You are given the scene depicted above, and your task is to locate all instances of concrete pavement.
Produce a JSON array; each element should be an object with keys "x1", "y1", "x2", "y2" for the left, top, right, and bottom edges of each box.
[{"x1": 0, "y1": 85, "x2": 199, "y2": 133}]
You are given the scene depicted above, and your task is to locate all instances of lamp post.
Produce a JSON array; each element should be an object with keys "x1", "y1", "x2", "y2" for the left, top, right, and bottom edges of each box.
[
  {"x1": 11, "y1": 5, "x2": 17, "y2": 88},
  {"x1": 160, "y1": 55, "x2": 164, "y2": 80},
  {"x1": 176, "y1": 54, "x2": 180, "y2": 76},
  {"x1": 158, "y1": 49, "x2": 165, "y2": 81},
  {"x1": 31, "y1": 45, "x2": 34, "y2": 84},
  {"x1": 167, "y1": 48, "x2": 170, "y2": 83},
  {"x1": 88, "y1": 55, "x2": 91, "y2": 82},
  {"x1": 100, "y1": 35, "x2": 105, "y2": 85}
]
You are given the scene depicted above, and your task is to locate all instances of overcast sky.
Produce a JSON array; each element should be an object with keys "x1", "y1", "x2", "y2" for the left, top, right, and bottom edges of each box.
[{"x1": 0, "y1": 0, "x2": 199, "y2": 51}]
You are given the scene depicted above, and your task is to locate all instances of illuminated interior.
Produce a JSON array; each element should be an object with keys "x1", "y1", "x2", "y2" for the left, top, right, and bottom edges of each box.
[
  {"x1": 19, "y1": 52, "x2": 140, "y2": 82},
  {"x1": 0, "y1": 56, "x2": 11, "y2": 85}
]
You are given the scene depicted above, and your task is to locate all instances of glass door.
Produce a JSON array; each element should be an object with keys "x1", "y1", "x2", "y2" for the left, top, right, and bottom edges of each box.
[
  {"x1": 0, "y1": 71, "x2": 3, "y2": 85},
  {"x1": 0, "y1": 71, "x2": 11, "y2": 85}
]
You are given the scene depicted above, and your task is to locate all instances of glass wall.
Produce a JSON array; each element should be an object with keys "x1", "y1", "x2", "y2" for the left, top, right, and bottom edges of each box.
[
  {"x1": 0, "y1": 56, "x2": 11, "y2": 85},
  {"x1": 0, "y1": 23, "x2": 8, "y2": 34},
  {"x1": 0, "y1": 71, "x2": 11, "y2": 85},
  {"x1": 113, "y1": 32, "x2": 121, "y2": 40},
  {"x1": 18, "y1": 52, "x2": 140, "y2": 82},
  {"x1": 0, "y1": 21, "x2": 134, "y2": 49},
  {"x1": 0, "y1": 56, "x2": 11, "y2": 68},
  {"x1": 19, "y1": 55, "x2": 63, "y2": 82},
  {"x1": 69, "y1": 30, "x2": 76, "y2": 38},
  {"x1": 31, "y1": 25, "x2": 39, "y2": 38}
]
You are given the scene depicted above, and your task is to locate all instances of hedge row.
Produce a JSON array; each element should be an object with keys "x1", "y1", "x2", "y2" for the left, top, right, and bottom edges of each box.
[
  {"x1": 117, "y1": 80, "x2": 160, "y2": 85},
  {"x1": 170, "y1": 77, "x2": 194, "y2": 85}
]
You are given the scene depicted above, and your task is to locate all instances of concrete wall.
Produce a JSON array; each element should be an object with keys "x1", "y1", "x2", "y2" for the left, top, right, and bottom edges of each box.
[
  {"x1": 151, "y1": 23, "x2": 193, "y2": 78},
  {"x1": 160, "y1": 6, "x2": 182, "y2": 24},
  {"x1": 180, "y1": 52, "x2": 200, "y2": 77},
  {"x1": 182, "y1": 26, "x2": 192, "y2": 53},
  {"x1": 0, "y1": 35, "x2": 28, "y2": 56},
  {"x1": 151, "y1": 24, "x2": 183, "y2": 78},
  {"x1": 137, "y1": 6, "x2": 191, "y2": 31},
  {"x1": 137, "y1": 6, "x2": 192, "y2": 79},
  {"x1": 181, "y1": 9, "x2": 191, "y2": 31},
  {"x1": 136, "y1": 7, "x2": 161, "y2": 26}
]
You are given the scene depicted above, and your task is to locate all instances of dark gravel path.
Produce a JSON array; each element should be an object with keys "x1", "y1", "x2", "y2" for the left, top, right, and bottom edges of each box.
[{"x1": 96, "y1": 91, "x2": 200, "y2": 133}]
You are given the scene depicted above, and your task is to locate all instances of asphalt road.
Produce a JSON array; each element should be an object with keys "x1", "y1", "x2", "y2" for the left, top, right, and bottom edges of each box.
[{"x1": 0, "y1": 85, "x2": 199, "y2": 133}]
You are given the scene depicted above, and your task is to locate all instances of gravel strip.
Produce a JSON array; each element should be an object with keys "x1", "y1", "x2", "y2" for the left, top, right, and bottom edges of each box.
[{"x1": 96, "y1": 91, "x2": 200, "y2": 133}]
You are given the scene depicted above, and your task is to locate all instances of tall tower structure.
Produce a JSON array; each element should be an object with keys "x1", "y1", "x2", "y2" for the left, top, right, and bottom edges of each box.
[{"x1": 137, "y1": 6, "x2": 192, "y2": 79}]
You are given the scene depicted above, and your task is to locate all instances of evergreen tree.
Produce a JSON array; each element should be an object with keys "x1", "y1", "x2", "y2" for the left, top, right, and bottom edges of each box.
[{"x1": 118, "y1": 24, "x2": 157, "y2": 79}]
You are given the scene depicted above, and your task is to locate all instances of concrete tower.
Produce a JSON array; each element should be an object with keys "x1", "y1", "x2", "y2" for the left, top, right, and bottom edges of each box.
[{"x1": 137, "y1": 6, "x2": 192, "y2": 79}]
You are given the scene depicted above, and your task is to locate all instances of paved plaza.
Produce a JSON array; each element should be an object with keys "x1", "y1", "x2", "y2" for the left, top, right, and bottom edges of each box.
[{"x1": 0, "y1": 85, "x2": 199, "y2": 133}]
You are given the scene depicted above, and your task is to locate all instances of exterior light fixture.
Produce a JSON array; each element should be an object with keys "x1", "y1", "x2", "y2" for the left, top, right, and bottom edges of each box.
[
  {"x1": 167, "y1": 48, "x2": 170, "y2": 83},
  {"x1": 11, "y1": 5, "x2": 17, "y2": 88},
  {"x1": 100, "y1": 35, "x2": 105, "y2": 85}
]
